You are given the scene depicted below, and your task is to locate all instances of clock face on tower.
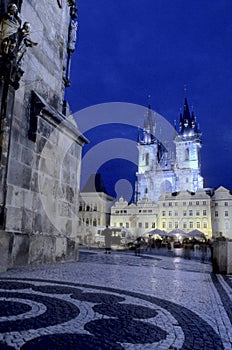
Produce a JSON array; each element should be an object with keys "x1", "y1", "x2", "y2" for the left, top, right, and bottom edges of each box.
[{"x1": 57, "y1": 0, "x2": 62, "y2": 8}]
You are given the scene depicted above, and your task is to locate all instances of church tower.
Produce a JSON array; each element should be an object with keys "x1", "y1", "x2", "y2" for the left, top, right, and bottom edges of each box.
[
  {"x1": 174, "y1": 98, "x2": 204, "y2": 192},
  {"x1": 135, "y1": 97, "x2": 204, "y2": 204}
]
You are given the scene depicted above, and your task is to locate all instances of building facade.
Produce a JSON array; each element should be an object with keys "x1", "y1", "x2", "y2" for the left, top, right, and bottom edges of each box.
[
  {"x1": 0, "y1": 0, "x2": 87, "y2": 271},
  {"x1": 111, "y1": 99, "x2": 232, "y2": 240},
  {"x1": 136, "y1": 99, "x2": 204, "y2": 203},
  {"x1": 78, "y1": 174, "x2": 114, "y2": 243}
]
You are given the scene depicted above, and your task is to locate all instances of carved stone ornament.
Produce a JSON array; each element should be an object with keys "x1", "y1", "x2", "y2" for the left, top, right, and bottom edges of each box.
[{"x1": 0, "y1": 3, "x2": 37, "y2": 89}]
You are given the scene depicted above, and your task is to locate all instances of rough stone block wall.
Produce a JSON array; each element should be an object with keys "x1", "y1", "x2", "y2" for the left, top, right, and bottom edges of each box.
[{"x1": 0, "y1": 1, "x2": 86, "y2": 270}]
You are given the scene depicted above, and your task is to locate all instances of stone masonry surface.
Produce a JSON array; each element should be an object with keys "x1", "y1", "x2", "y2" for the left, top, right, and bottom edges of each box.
[{"x1": 0, "y1": 248, "x2": 231, "y2": 349}]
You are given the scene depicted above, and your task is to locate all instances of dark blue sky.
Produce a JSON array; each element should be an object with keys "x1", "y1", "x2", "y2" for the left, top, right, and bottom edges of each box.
[{"x1": 66, "y1": 0, "x2": 232, "y2": 196}]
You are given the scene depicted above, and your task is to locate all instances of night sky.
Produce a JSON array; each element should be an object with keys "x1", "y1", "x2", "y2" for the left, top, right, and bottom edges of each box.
[{"x1": 66, "y1": 0, "x2": 232, "y2": 200}]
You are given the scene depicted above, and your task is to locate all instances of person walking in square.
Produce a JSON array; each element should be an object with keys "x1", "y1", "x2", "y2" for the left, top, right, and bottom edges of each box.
[{"x1": 103, "y1": 225, "x2": 112, "y2": 254}]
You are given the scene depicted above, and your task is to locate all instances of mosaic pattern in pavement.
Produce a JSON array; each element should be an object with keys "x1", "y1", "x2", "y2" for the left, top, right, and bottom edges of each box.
[{"x1": 0, "y1": 278, "x2": 224, "y2": 350}]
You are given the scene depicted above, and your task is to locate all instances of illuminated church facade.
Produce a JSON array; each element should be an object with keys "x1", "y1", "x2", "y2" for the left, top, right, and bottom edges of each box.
[
  {"x1": 136, "y1": 98, "x2": 204, "y2": 203},
  {"x1": 110, "y1": 98, "x2": 232, "y2": 240}
]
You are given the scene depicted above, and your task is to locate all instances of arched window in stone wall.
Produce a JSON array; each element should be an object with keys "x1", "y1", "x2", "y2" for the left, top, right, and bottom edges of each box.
[{"x1": 185, "y1": 148, "x2": 189, "y2": 160}]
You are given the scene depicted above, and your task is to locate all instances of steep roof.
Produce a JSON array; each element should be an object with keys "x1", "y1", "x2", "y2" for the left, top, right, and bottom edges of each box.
[{"x1": 82, "y1": 174, "x2": 108, "y2": 194}]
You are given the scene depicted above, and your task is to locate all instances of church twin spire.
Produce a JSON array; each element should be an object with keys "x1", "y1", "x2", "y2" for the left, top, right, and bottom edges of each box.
[{"x1": 179, "y1": 98, "x2": 200, "y2": 136}]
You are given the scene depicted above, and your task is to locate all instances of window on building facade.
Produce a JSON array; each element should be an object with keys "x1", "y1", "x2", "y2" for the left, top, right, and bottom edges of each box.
[
  {"x1": 93, "y1": 205, "x2": 97, "y2": 211},
  {"x1": 86, "y1": 219, "x2": 89, "y2": 226},
  {"x1": 86, "y1": 205, "x2": 90, "y2": 211},
  {"x1": 93, "y1": 219, "x2": 97, "y2": 226},
  {"x1": 225, "y1": 222, "x2": 230, "y2": 229},
  {"x1": 152, "y1": 222, "x2": 155, "y2": 228},
  {"x1": 215, "y1": 203, "x2": 218, "y2": 207},
  {"x1": 126, "y1": 222, "x2": 129, "y2": 228},
  {"x1": 162, "y1": 211, "x2": 166, "y2": 216},
  {"x1": 175, "y1": 202, "x2": 178, "y2": 206},
  {"x1": 162, "y1": 222, "x2": 166, "y2": 229},
  {"x1": 183, "y1": 202, "x2": 186, "y2": 206},
  {"x1": 169, "y1": 202, "x2": 172, "y2": 207},
  {"x1": 115, "y1": 210, "x2": 119, "y2": 214},
  {"x1": 183, "y1": 210, "x2": 187, "y2": 216},
  {"x1": 183, "y1": 222, "x2": 187, "y2": 229},
  {"x1": 79, "y1": 204, "x2": 83, "y2": 211},
  {"x1": 124, "y1": 210, "x2": 127, "y2": 213},
  {"x1": 215, "y1": 211, "x2": 218, "y2": 217},
  {"x1": 169, "y1": 211, "x2": 172, "y2": 216},
  {"x1": 197, "y1": 222, "x2": 200, "y2": 228},
  {"x1": 145, "y1": 222, "x2": 149, "y2": 228},
  {"x1": 189, "y1": 201, "x2": 192, "y2": 206},
  {"x1": 175, "y1": 222, "x2": 178, "y2": 228},
  {"x1": 175, "y1": 211, "x2": 178, "y2": 216},
  {"x1": 169, "y1": 222, "x2": 172, "y2": 229},
  {"x1": 225, "y1": 211, "x2": 228, "y2": 217},
  {"x1": 196, "y1": 201, "x2": 199, "y2": 205},
  {"x1": 196, "y1": 210, "x2": 200, "y2": 216},
  {"x1": 189, "y1": 210, "x2": 193, "y2": 216},
  {"x1": 163, "y1": 203, "x2": 165, "y2": 207},
  {"x1": 146, "y1": 153, "x2": 149, "y2": 165},
  {"x1": 138, "y1": 222, "x2": 142, "y2": 228},
  {"x1": 225, "y1": 202, "x2": 228, "y2": 206},
  {"x1": 143, "y1": 210, "x2": 147, "y2": 213},
  {"x1": 189, "y1": 221, "x2": 193, "y2": 228},
  {"x1": 203, "y1": 210, "x2": 207, "y2": 216},
  {"x1": 148, "y1": 210, "x2": 152, "y2": 213},
  {"x1": 203, "y1": 201, "x2": 206, "y2": 205},
  {"x1": 186, "y1": 178, "x2": 189, "y2": 183},
  {"x1": 203, "y1": 222, "x2": 207, "y2": 228}
]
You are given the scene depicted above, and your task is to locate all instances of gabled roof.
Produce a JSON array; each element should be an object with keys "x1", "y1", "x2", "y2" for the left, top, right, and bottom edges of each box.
[{"x1": 82, "y1": 174, "x2": 108, "y2": 194}]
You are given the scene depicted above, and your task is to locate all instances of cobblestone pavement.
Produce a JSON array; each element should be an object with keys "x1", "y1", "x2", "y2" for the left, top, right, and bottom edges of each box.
[{"x1": 0, "y1": 248, "x2": 231, "y2": 349}]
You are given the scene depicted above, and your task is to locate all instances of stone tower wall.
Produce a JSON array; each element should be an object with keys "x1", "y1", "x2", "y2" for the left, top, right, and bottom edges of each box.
[{"x1": 0, "y1": 1, "x2": 86, "y2": 271}]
